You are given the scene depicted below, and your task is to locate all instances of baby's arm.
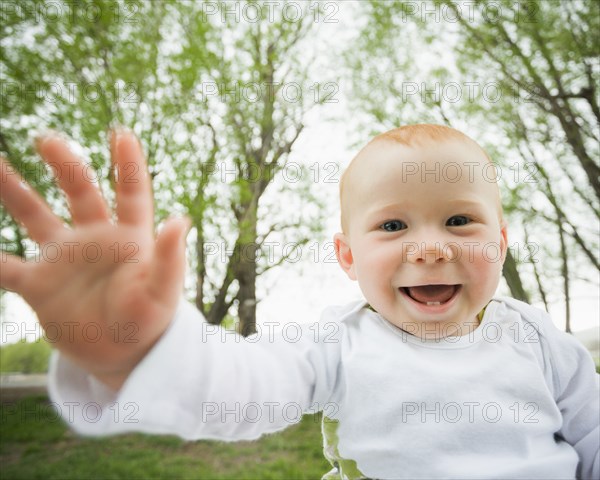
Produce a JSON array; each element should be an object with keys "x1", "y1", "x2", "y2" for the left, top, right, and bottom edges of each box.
[
  {"x1": 0, "y1": 130, "x2": 340, "y2": 440},
  {"x1": 548, "y1": 327, "x2": 599, "y2": 479},
  {"x1": 48, "y1": 299, "x2": 342, "y2": 439}
]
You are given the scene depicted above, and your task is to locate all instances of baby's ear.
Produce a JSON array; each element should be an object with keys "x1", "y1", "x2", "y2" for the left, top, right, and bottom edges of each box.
[
  {"x1": 333, "y1": 232, "x2": 357, "y2": 281},
  {"x1": 499, "y1": 220, "x2": 508, "y2": 265}
]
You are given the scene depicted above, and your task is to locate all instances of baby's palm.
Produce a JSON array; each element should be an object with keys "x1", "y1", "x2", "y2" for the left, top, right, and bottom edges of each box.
[{"x1": 0, "y1": 131, "x2": 190, "y2": 390}]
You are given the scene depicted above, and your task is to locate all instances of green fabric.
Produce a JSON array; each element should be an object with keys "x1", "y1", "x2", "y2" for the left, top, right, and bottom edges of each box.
[
  {"x1": 477, "y1": 304, "x2": 487, "y2": 323},
  {"x1": 322, "y1": 416, "x2": 367, "y2": 480}
]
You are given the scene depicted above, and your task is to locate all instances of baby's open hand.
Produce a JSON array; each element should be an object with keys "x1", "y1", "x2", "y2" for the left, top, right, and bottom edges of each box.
[{"x1": 0, "y1": 130, "x2": 190, "y2": 391}]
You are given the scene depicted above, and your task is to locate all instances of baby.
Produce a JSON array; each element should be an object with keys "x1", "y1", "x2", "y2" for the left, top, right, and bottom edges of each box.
[{"x1": 0, "y1": 125, "x2": 598, "y2": 479}]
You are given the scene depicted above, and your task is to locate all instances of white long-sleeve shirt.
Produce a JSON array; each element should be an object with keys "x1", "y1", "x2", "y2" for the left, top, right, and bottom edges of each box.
[{"x1": 48, "y1": 297, "x2": 599, "y2": 479}]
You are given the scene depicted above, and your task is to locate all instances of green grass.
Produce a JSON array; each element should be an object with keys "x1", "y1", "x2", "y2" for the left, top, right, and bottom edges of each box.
[
  {"x1": 1, "y1": 395, "x2": 331, "y2": 479},
  {"x1": 0, "y1": 340, "x2": 52, "y2": 374}
]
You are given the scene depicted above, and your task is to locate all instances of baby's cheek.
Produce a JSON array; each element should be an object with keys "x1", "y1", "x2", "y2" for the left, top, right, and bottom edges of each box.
[{"x1": 470, "y1": 246, "x2": 503, "y2": 292}]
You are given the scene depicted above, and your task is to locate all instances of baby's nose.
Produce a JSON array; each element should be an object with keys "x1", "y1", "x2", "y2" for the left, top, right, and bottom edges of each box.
[
  {"x1": 404, "y1": 241, "x2": 456, "y2": 263},
  {"x1": 417, "y1": 243, "x2": 446, "y2": 263}
]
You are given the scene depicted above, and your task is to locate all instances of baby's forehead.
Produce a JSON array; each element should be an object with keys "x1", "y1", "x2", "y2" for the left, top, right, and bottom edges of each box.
[
  {"x1": 345, "y1": 138, "x2": 493, "y2": 188},
  {"x1": 339, "y1": 138, "x2": 502, "y2": 231}
]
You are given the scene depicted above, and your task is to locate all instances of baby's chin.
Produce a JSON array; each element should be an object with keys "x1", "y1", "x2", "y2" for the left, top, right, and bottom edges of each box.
[{"x1": 371, "y1": 301, "x2": 482, "y2": 339}]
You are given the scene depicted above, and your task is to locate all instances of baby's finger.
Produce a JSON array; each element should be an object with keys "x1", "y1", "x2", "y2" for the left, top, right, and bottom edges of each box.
[
  {"x1": 0, "y1": 158, "x2": 65, "y2": 244},
  {"x1": 0, "y1": 251, "x2": 31, "y2": 293},
  {"x1": 36, "y1": 135, "x2": 111, "y2": 225},
  {"x1": 147, "y1": 217, "x2": 190, "y2": 305},
  {"x1": 110, "y1": 129, "x2": 154, "y2": 234}
]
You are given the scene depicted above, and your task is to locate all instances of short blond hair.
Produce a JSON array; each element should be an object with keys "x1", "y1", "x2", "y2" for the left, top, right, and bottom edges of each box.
[{"x1": 340, "y1": 124, "x2": 500, "y2": 232}]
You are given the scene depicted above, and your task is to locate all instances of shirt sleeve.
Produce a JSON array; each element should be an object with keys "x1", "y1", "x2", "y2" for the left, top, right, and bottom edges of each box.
[
  {"x1": 47, "y1": 298, "x2": 344, "y2": 441},
  {"x1": 545, "y1": 322, "x2": 600, "y2": 480}
]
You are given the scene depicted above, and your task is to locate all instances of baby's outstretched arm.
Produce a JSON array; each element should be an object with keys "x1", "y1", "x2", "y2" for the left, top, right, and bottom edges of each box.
[
  {"x1": 1, "y1": 130, "x2": 340, "y2": 440},
  {"x1": 0, "y1": 130, "x2": 190, "y2": 392}
]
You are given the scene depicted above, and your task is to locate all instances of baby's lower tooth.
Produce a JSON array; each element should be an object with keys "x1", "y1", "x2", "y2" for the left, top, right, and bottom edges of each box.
[{"x1": 427, "y1": 301, "x2": 441, "y2": 306}]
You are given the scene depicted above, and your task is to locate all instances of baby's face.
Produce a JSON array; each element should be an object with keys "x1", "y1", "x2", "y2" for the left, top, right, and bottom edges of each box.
[{"x1": 334, "y1": 139, "x2": 507, "y2": 338}]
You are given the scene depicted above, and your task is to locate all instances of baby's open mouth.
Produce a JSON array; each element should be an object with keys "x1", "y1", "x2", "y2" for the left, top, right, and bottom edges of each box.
[{"x1": 401, "y1": 284, "x2": 461, "y2": 306}]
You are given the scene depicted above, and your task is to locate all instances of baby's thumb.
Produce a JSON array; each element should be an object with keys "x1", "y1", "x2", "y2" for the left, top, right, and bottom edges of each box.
[{"x1": 148, "y1": 216, "x2": 192, "y2": 302}]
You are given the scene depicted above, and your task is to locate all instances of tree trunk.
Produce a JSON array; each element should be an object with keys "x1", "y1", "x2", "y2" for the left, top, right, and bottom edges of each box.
[
  {"x1": 524, "y1": 225, "x2": 549, "y2": 312},
  {"x1": 548, "y1": 99, "x2": 600, "y2": 203},
  {"x1": 206, "y1": 242, "x2": 239, "y2": 325},
  {"x1": 235, "y1": 203, "x2": 258, "y2": 336},
  {"x1": 557, "y1": 222, "x2": 571, "y2": 333},
  {"x1": 502, "y1": 248, "x2": 530, "y2": 303},
  {"x1": 236, "y1": 249, "x2": 257, "y2": 336},
  {"x1": 194, "y1": 218, "x2": 206, "y2": 316}
]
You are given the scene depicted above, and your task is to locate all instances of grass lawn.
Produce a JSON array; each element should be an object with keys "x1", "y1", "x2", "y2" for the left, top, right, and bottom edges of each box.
[{"x1": 1, "y1": 395, "x2": 331, "y2": 479}]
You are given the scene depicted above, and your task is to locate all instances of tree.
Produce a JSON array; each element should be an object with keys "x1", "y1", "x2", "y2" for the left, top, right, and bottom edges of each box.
[
  {"x1": 0, "y1": 0, "x2": 332, "y2": 335},
  {"x1": 440, "y1": 0, "x2": 599, "y2": 331},
  {"x1": 172, "y1": 2, "x2": 330, "y2": 334}
]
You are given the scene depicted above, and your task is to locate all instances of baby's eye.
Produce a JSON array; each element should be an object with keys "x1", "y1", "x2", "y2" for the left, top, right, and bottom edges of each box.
[
  {"x1": 446, "y1": 215, "x2": 471, "y2": 227},
  {"x1": 381, "y1": 220, "x2": 407, "y2": 232}
]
